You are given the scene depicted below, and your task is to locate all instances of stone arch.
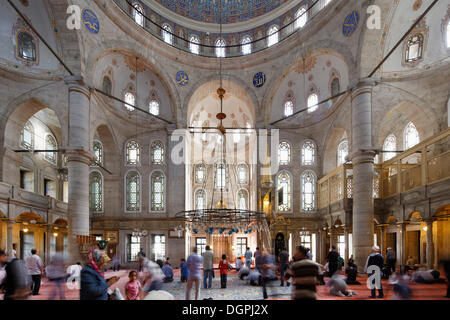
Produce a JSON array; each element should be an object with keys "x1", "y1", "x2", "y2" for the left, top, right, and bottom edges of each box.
[
  {"x1": 386, "y1": 215, "x2": 398, "y2": 225},
  {"x1": 16, "y1": 212, "x2": 45, "y2": 224},
  {"x1": 322, "y1": 127, "x2": 348, "y2": 174}
]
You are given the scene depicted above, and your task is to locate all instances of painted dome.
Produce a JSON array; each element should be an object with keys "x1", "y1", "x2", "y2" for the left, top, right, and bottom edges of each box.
[{"x1": 153, "y1": 0, "x2": 289, "y2": 24}]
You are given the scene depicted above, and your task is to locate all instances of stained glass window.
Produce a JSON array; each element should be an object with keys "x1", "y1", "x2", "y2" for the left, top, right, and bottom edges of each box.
[
  {"x1": 215, "y1": 162, "x2": 227, "y2": 189},
  {"x1": 92, "y1": 140, "x2": 103, "y2": 166},
  {"x1": 238, "y1": 189, "x2": 248, "y2": 210},
  {"x1": 195, "y1": 189, "x2": 206, "y2": 210},
  {"x1": 237, "y1": 164, "x2": 248, "y2": 184},
  {"x1": 279, "y1": 142, "x2": 291, "y2": 165},
  {"x1": 45, "y1": 135, "x2": 57, "y2": 164},
  {"x1": 124, "y1": 92, "x2": 135, "y2": 111},
  {"x1": 301, "y1": 170, "x2": 316, "y2": 211},
  {"x1": 162, "y1": 24, "x2": 173, "y2": 45},
  {"x1": 126, "y1": 171, "x2": 140, "y2": 211},
  {"x1": 267, "y1": 25, "x2": 279, "y2": 47},
  {"x1": 21, "y1": 121, "x2": 34, "y2": 150},
  {"x1": 151, "y1": 141, "x2": 164, "y2": 164},
  {"x1": 102, "y1": 76, "x2": 112, "y2": 95},
  {"x1": 302, "y1": 141, "x2": 315, "y2": 166},
  {"x1": 132, "y1": 3, "x2": 144, "y2": 27},
  {"x1": 406, "y1": 34, "x2": 423, "y2": 62},
  {"x1": 404, "y1": 122, "x2": 420, "y2": 150},
  {"x1": 307, "y1": 93, "x2": 319, "y2": 113},
  {"x1": 89, "y1": 171, "x2": 103, "y2": 212},
  {"x1": 215, "y1": 38, "x2": 226, "y2": 58},
  {"x1": 126, "y1": 140, "x2": 140, "y2": 165},
  {"x1": 383, "y1": 134, "x2": 397, "y2": 162},
  {"x1": 277, "y1": 171, "x2": 291, "y2": 212},
  {"x1": 241, "y1": 36, "x2": 252, "y2": 55},
  {"x1": 284, "y1": 101, "x2": 294, "y2": 117},
  {"x1": 295, "y1": 7, "x2": 307, "y2": 29},
  {"x1": 195, "y1": 163, "x2": 206, "y2": 184},
  {"x1": 18, "y1": 32, "x2": 36, "y2": 61},
  {"x1": 189, "y1": 35, "x2": 200, "y2": 54},
  {"x1": 337, "y1": 140, "x2": 348, "y2": 166},
  {"x1": 151, "y1": 171, "x2": 165, "y2": 211}
]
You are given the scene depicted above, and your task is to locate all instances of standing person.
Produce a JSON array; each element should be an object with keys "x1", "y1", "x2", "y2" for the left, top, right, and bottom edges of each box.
[
  {"x1": 327, "y1": 246, "x2": 339, "y2": 277},
  {"x1": 364, "y1": 245, "x2": 384, "y2": 299},
  {"x1": 186, "y1": 247, "x2": 203, "y2": 300},
  {"x1": 235, "y1": 256, "x2": 243, "y2": 272},
  {"x1": 0, "y1": 249, "x2": 7, "y2": 287},
  {"x1": 111, "y1": 254, "x2": 120, "y2": 272},
  {"x1": 245, "y1": 247, "x2": 253, "y2": 269},
  {"x1": 278, "y1": 247, "x2": 289, "y2": 287},
  {"x1": 260, "y1": 249, "x2": 277, "y2": 299},
  {"x1": 2, "y1": 249, "x2": 31, "y2": 300},
  {"x1": 219, "y1": 254, "x2": 230, "y2": 289},
  {"x1": 138, "y1": 249, "x2": 146, "y2": 271},
  {"x1": 306, "y1": 248, "x2": 312, "y2": 260},
  {"x1": 139, "y1": 255, "x2": 164, "y2": 294},
  {"x1": 11, "y1": 244, "x2": 17, "y2": 259},
  {"x1": 440, "y1": 259, "x2": 450, "y2": 298},
  {"x1": 80, "y1": 249, "x2": 120, "y2": 300},
  {"x1": 25, "y1": 249, "x2": 43, "y2": 296},
  {"x1": 162, "y1": 261, "x2": 174, "y2": 282},
  {"x1": 287, "y1": 246, "x2": 320, "y2": 300},
  {"x1": 202, "y1": 245, "x2": 214, "y2": 289},
  {"x1": 386, "y1": 247, "x2": 396, "y2": 274},
  {"x1": 125, "y1": 271, "x2": 142, "y2": 300},
  {"x1": 67, "y1": 262, "x2": 82, "y2": 289},
  {"x1": 180, "y1": 258, "x2": 188, "y2": 282},
  {"x1": 254, "y1": 247, "x2": 261, "y2": 259},
  {"x1": 45, "y1": 253, "x2": 66, "y2": 300}
]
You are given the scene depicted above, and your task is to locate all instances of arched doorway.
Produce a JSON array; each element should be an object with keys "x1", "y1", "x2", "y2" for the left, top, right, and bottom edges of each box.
[{"x1": 16, "y1": 212, "x2": 46, "y2": 260}]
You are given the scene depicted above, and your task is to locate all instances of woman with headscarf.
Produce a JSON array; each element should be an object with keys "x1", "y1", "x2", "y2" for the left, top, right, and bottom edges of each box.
[{"x1": 80, "y1": 249, "x2": 120, "y2": 300}]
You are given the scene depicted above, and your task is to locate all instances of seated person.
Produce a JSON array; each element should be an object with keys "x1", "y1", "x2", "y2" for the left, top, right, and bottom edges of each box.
[
  {"x1": 162, "y1": 262, "x2": 174, "y2": 283},
  {"x1": 345, "y1": 260, "x2": 360, "y2": 285},
  {"x1": 404, "y1": 256, "x2": 415, "y2": 273},
  {"x1": 323, "y1": 262, "x2": 330, "y2": 277},
  {"x1": 327, "y1": 274, "x2": 357, "y2": 297},
  {"x1": 247, "y1": 270, "x2": 261, "y2": 286},
  {"x1": 238, "y1": 265, "x2": 250, "y2": 280},
  {"x1": 317, "y1": 264, "x2": 326, "y2": 285},
  {"x1": 389, "y1": 274, "x2": 412, "y2": 300},
  {"x1": 235, "y1": 257, "x2": 243, "y2": 272}
]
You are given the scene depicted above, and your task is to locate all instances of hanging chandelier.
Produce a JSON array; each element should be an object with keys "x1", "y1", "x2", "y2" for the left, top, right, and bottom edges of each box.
[{"x1": 175, "y1": 0, "x2": 268, "y2": 237}]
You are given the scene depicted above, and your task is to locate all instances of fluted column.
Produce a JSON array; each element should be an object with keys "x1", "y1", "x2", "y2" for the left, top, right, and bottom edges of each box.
[
  {"x1": 426, "y1": 220, "x2": 434, "y2": 269},
  {"x1": 6, "y1": 220, "x2": 14, "y2": 258},
  {"x1": 65, "y1": 76, "x2": 93, "y2": 263},
  {"x1": 350, "y1": 78, "x2": 378, "y2": 270}
]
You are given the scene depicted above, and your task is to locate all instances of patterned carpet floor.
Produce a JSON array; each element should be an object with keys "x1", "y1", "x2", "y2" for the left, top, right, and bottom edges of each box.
[{"x1": 12, "y1": 268, "x2": 447, "y2": 301}]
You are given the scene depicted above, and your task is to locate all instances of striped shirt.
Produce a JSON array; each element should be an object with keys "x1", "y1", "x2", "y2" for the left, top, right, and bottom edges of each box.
[{"x1": 290, "y1": 259, "x2": 319, "y2": 300}]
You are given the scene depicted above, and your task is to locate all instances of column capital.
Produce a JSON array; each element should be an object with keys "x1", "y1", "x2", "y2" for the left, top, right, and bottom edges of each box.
[
  {"x1": 65, "y1": 148, "x2": 95, "y2": 166},
  {"x1": 64, "y1": 75, "x2": 91, "y2": 98},
  {"x1": 349, "y1": 149, "x2": 377, "y2": 165},
  {"x1": 6, "y1": 219, "x2": 15, "y2": 227}
]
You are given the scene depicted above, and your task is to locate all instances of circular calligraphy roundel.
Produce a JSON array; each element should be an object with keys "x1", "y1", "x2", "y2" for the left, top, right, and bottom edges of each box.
[
  {"x1": 342, "y1": 11, "x2": 359, "y2": 38},
  {"x1": 82, "y1": 9, "x2": 100, "y2": 34},
  {"x1": 176, "y1": 71, "x2": 189, "y2": 87}
]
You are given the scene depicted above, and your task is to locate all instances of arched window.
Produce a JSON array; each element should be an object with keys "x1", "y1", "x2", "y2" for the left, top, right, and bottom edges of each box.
[
  {"x1": 150, "y1": 171, "x2": 165, "y2": 211},
  {"x1": 331, "y1": 78, "x2": 340, "y2": 96},
  {"x1": 267, "y1": 25, "x2": 279, "y2": 47},
  {"x1": 215, "y1": 38, "x2": 226, "y2": 58},
  {"x1": 126, "y1": 171, "x2": 140, "y2": 211},
  {"x1": 195, "y1": 163, "x2": 206, "y2": 183},
  {"x1": 151, "y1": 141, "x2": 164, "y2": 164},
  {"x1": 383, "y1": 134, "x2": 397, "y2": 162},
  {"x1": 45, "y1": 135, "x2": 57, "y2": 164},
  {"x1": 162, "y1": 24, "x2": 173, "y2": 45},
  {"x1": 295, "y1": 7, "x2": 308, "y2": 29},
  {"x1": 89, "y1": 171, "x2": 103, "y2": 212},
  {"x1": 124, "y1": 92, "x2": 135, "y2": 111},
  {"x1": 237, "y1": 189, "x2": 248, "y2": 210},
  {"x1": 132, "y1": 3, "x2": 144, "y2": 27},
  {"x1": 241, "y1": 36, "x2": 252, "y2": 55},
  {"x1": 189, "y1": 35, "x2": 200, "y2": 54},
  {"x1": 126, "y1": 140, "x2": 140, "y2": 165},
  {"x1": 277, "y1": 171, "x2": 291, "y2": 212},
  {"x1": 404, "y1": 122, "x2": 420, "y2": 150},
  {"x1": 21, "y1": 121, "x2": 34, "y2": 150},
  {"x1": 92, "y1": 140, "x2": 103, "y2": 166},
  {"x1": 195, "y1": 189, "x2": 206, "y2": 210},
  {"x1": 17, "y1": 32, "x2": 36, "y2": 61},
  {"x1": 301, "y1": 170, "x2": 316, "y2": 211},
  {"x1": 284, "y1": 101, "x2": 294, "y2": 117},
  {"x1": 149, "y1": 99, "x2": 159, "y2": 116},
  {"x1": 279, "y1": 142, "x2": 291, "y2": 165},
  {"x1": 102, "y1": 76, "x2": 112, "y2": 95},
  {"x1": 406, "y1": 34, "x2": 423, "y2": 62},
  {"x1": 237, "y1": 164, "x2": 248, "y2": 184},
  {"x1": 447, "y1": 21, "x2": 450, "y2": 48},
  {"x1": 307, "y1": 93, "x2": 319, "y2": 113},
  {"x1": 215, "y1": 162, "x2": 227, "y2": 189},
  {"x1": 337, "y1": 140, "x2": 348, "y2": 166},
  {"x1": 302, "y1": 141, "x2": 316, "y2": 166}
]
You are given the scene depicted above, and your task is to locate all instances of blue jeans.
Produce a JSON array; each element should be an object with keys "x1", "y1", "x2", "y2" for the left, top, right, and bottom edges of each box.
[
  {"x1": 245, "y1": 260, "x2": 252, "y2": 268},
  {"x1": 203, "y1": 269, "x2": 213, "y2": 289}
]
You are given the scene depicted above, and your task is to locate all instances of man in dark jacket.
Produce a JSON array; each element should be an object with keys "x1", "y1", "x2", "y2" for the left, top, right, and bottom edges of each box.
[
  {"x1": 327, "y1": 246, "x2": 340, "y2": 277},
  {"x1": 364, "y1": 245, "x2": 384, "y2": 298},
  {"x1": 386, "y1": 247, "x2": 396, "y2": 274},
  {"x1": 2, "y1": 252, "x2": 32, "y2": 300}
]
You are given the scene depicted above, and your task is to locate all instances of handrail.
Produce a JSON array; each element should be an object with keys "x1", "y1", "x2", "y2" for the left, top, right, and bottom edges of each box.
[{"x1": 113, "y1": 0, "x2": 331, "y2": 58}]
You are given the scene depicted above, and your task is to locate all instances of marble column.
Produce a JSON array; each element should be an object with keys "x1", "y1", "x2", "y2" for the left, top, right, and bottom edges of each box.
[
  {"x1": 344, "y1": 226, "x2": 349, "y2": 262},
  {"x1": 45, "y1": 225, "x2": 52, "y2": 264},
  {"x1": 318, "y1": 229, "x2": 323, "y2": 264},
  {"x1": 379, "y1": 224, "x2": 387, "y2": 257},
  {"x1": 64, "y1": 76, "x2": 93, "y2": 263},
  {"x1": 426, "y1": 220, "x2": 434, "y2": 269},
  {"x1": 400, "y1": 222, "x2": 408, "y2": 268},
  {"x1": 350, "y1": 78, "x2": 378, "y2": 270},
  {"x1": 6, "y1": 220, "x2": 14, "y2": 258},
  {"x1": 329, "y1": 227, "x2": 335, "y2": 251}
]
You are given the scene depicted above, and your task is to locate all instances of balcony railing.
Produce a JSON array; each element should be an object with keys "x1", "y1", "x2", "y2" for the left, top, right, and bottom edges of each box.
[{"x1": 318, "y1": 128, "x2": 450, "y2": 209}]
